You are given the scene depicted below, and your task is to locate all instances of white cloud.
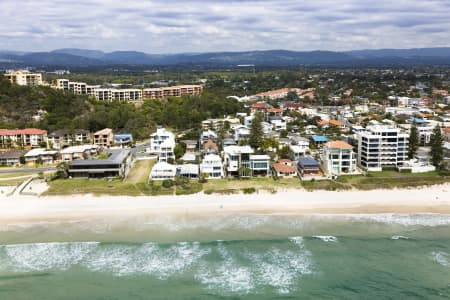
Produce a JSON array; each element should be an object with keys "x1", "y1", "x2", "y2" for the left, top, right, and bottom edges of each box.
[{"x1": 0, "y1": 0, "x2": 450, "y2": 52}]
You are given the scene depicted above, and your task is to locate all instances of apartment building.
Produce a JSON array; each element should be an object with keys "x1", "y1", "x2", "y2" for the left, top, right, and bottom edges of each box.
[
  {"x1": 47, "y1": 129, "x2": 90, "y2": 149},
  {"x1": 0, "y1": 128, "x2": 47, "y2": 149},
  {"x1": 112, "y1": 89, "x2": 142, "y2": 102},
  {"x1": 357, "y1": 125, "x2": 409, "y2": 171},
  {"x1": 4, "y1": 70, "x2": 43, "y2": 86},
  {"x1": 149, "y1": 127, "x2": 175, "y2": 162},
  {"x1": 321, "y1": 141, "x2": 357, "y2": 176},
  {"x1": 143, "y1": 85, "x2": 203, "y2": 99},
  {"x1": 93, "y1": 128, "x2": 114, "y2": 148}
]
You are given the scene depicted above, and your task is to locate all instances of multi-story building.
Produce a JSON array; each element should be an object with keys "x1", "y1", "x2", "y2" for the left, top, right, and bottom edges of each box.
[
  {"x1": 149, "y1": 127, "x2": 175, "y2": 162},
  {"x1": 200, "y1": 154, "x2": 224, "y2": 179},
  {"x1": 223, "y1": 146, "x2": 270, "y2": 177},
  {"x1": 93, "y1": 128, "x2": 114, "y2": 148},
  {"x1": 357, "y1": 125, "x2": 409, "y2": 171},
  {"x1": 0, "y1": 128, "x2": 47, "y2": 149},
  {"x1": 112, "y1": 89, "x2": 142, "y2": 102},
  {"x1": 47, "y1": 129, "x2": 90, "y2": 149},
  {"x1": 143, "y1": 85, "x2": 203, "y2": 99},
  {"x1": 321, "y1": 141, "x2": 357, "y2": 176},
  {"x1": 4, "y1": 70, "x2": 43, "y2": 86}
]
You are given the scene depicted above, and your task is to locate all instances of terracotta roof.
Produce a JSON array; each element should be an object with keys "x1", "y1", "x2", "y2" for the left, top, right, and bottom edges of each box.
[
  {"x1": 443, "y1": 128, "x2": 450, "y2": 133},
  {"x1": 329, "y1": 120, "x2": 344, "y2": 127},
  {"x1": 267, "y1": 108, "x2": 283, "y2": 113},
  {"x1": 251, "y1": 102, "x2": 271, "y2": 109},
  {"x1": 277, "y1": 159, "x2": 292, "y2": 163},
  {"x1": 0, "y1": 128, "x2": 47, "y2": 136},
  {"x1": 325, "y1": 141, "x2": 353, "y2": 149},
  {"x1": 272, "y1": 163, "x2": 297, "y2": 174},
  {"x1": 317, "y1": 120, "x2": 329, "y2": 126}
]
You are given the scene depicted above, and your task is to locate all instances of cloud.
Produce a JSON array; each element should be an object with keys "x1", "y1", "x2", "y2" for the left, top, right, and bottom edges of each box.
[{"x1": 0, "y1": 0, "x2": 450, "y2": 52}]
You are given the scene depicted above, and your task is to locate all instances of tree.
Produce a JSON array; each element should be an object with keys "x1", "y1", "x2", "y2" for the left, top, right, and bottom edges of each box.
[
  {"x1": 174, "y1": 143, "x2": 186, "y2": 159},
  {"x1": 430, "y1": 126, "x2": 444, "y2": 168},
  {"x1": 408, "y1": 122, "x2": 419, "y2": 159},
  {"x1": 249, "y1": 112, "x2": 264, "y2": 150},
  {"x1": 56, "y1": 162, "x2": 69, "y2": 179},
  {"x1": 277, "y1": 145, "x2": 291, "y2": 159}
]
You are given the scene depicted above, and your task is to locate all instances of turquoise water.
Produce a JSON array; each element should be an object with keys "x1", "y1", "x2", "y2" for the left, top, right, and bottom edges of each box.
[{"x1": 0, "y1": 214, "x2": 450, "y2": 299}]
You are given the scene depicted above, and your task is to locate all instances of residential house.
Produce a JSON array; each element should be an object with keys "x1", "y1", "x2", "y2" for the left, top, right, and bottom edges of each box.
[
  {"x1": 181, "y1": 140, "x2": 198, "y2": 153},
  {"x1": 114, "y1": 134, "x2": 133, "y2": 147},
  {"x1": 311, "y1": 135, "x2": 328, "y2": 147},
  {"x1": 321, "y1": 141, "x2": 357, "y2": 176},
  {"x1": 149, "y1": 127, "x2": 175, "y2": 162},
  {"x1": 60, "y1": 145, "x2": 98, "y2": 161},
  {"x1": 149, "y1": 161, "x2": 177, "y2": 180},
  {"x1": 68, "y1": 149, "x2": 132, "y2": 178},
  {"x1": 200, "y1": 154, "x2": 224, "y2": 179},
  {"x1": 297, "y1": 157, "x2": 323, "y2": 178},
  {"x1": 249, "y1": 155, "x2": 271, "y2": 176},
  {"x1": 202, "y1": 139, "x2": 219, "y2": 154},
  {"x1": 0, "y1": 150, "x2": 27, "y2": 166},
  {"x1": 24, "y1": 148, "x2": 58, "y2": 166},
  {"x1": 176, "y1": 164, "x2": 199, "y2": 179},
  {"x1": 234, "y1": 125, "x2": 251, "y2": 143},
  {"x1": 93, "y1": 128, "x2": 114, "y2": 148},
  {"x1": 223, "y1": 145, "x2": 254, "y2": 177},
  {"x1": 272, "y1": 159, "x2": 298, "y2": 178},
  {"x1": 357, "y1": 125, "x2": 409, "y2": 171}
]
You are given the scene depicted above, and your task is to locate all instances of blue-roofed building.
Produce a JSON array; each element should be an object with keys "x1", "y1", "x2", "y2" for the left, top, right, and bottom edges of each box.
[
  {"x1": 297, "y1": 157, "x2": 322, "y2": 177},
  {"x1": 114, "y1": 133, "x2": 133, "y2": 147},
  {"x1": 311, "y1": 135, "x2": 328, "y2": 147},
  {"x1": 408, "y1": 118, "x2": 427, "y2": 125}
]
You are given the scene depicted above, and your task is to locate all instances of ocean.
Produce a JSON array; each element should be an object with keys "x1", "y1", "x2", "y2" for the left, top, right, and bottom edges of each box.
[{"x1": 0, "y1": 214, "x2": 449, "y2": 299}]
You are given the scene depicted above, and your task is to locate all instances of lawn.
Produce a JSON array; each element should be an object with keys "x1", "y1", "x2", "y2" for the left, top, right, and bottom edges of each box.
[{"x1": 125, "y1": 159, "x2": 155, "y2": 184}]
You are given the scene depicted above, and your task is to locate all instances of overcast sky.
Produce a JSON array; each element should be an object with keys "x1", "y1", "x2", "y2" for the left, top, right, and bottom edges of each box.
[{"x1": 1, "y1": 0, "x2": 450, "y2": 53}]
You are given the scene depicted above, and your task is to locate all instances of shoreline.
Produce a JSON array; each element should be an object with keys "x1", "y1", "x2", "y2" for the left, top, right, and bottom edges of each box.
[{"x1": 0, "y1": 184, "x2": 449, "y2": 225}]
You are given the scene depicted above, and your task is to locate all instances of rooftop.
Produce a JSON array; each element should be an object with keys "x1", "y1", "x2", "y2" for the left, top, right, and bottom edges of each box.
[{"x1": 325, "y1": 141, "x2": 353, "y2": 150}]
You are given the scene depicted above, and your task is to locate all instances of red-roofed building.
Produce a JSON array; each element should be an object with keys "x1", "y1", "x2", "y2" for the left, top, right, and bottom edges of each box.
[
  {"x1": 321, "y1": 141, "x2": 357, "y2": 176},
  {"x1": 271, "y1": 159, "x2": 298, "y2": 178},
  {"x1": 0, "y1": 128, "x2": 47, "y2": 149},
  {"x1": 250, "y1": 102, "x2": 272, "y2": 113}
]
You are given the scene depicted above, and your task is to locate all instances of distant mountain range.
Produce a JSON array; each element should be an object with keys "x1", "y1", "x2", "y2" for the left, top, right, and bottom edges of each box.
[{"x1": 2, "y1": 47, "x2": 450, "y2": 68}]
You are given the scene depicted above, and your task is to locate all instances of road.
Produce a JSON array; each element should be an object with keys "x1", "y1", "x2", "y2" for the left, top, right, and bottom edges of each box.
[{"x1": 0, "y1": 167, "x2": 56, "y2": 174}]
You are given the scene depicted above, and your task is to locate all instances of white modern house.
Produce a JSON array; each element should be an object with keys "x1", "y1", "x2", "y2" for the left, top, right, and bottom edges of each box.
[
  {"x1": 149, "y1": 127, "x2": 176, "y2": 162},
  {"x1": 223, "y1": 146, "x2": 270, "y2": 177},
  {"x1": 234, "y1": 125, "x2": 251, "y2": 143},
  {"x1": 200, "y1": 154, "x2": 224, "y2": 179},
  {"x1": 149, "y1": 161, "x2": 176, "y2": 180},
  {"x1": 357, "y1": 125, "x2": 409, "y2": 171},
  {"x1": 321, "y1": 141, "x2": 358, "y2": 176}
]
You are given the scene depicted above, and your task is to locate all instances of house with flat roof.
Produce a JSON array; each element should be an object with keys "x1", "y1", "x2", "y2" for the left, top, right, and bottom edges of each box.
[
  {"x1": 149, "y1": 127, "x2": 175, "y2": 162},
  {"x1": 149, "y1": 161, "x2": 176, "y2": 180},
  {"x1": 176, "y1": 164, "x2": 199, "y2": 179},
  {"x1": 321, "y1": 141, "x2": 357, "y2": 176},
  {"x1": 200, "y1": 154, "x2": 224, "y2": 179},
  {"x1": 311, "y1": 135, "x2": 328, "y2": 147},
  {"x1": 5, "y1": 70, "x2": 42, "y2": 86},
  {"x1": 68, "y1": 149, "x2": 132, "y2": 178}
]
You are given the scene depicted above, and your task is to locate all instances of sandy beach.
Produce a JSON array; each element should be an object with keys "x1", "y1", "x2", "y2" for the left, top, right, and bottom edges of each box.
[{"x1": 0, "y1": 184, "x2": 449, "y2": 225}]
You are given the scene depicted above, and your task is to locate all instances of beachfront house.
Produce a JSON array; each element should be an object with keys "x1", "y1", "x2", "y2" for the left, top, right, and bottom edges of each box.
[
  {"x1": 176, "y1": 164, "x2": 199, "y2": 179},
  {"x1": 223, "y1": 146, "x2": 270, "y2": 177},
  {"x1": 199, "y1": 154, "x2": 224, "y2": 179},
  {"x1": 68, "y1": 149, "x2": 132, "y2": 179},
  {"x1": 272, "y1": 159, "x2": 298, "y2": 178},
  {"x1": 149, "y1": 127, "x2": 176, "y2": 162},
  {"x1": 149, "y1": 161, "x2": 176, "y2": 180},
  {"x1": 321, "y1": 141, "x2": 357, "y2": 176},
  {"x1": 297, "y1": 157, "x2": 323, "y2": 179}
]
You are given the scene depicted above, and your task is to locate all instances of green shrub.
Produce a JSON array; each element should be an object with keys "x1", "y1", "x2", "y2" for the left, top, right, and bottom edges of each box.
[
  {"x1": 242, "y1": 187, "x2": 256, "y2": 194},
  {"x1": 162, "y1": 179, "x2": 174, "y2": 188}
]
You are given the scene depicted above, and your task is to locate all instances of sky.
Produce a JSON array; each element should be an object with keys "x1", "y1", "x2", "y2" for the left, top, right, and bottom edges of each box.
[{"x1": 1, "y1": 0, "x2": 450, "y2": 53}]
